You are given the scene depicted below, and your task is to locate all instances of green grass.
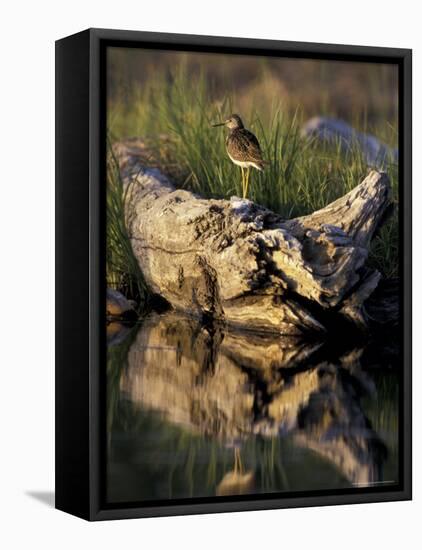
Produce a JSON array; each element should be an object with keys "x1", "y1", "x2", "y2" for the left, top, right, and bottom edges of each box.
[
  {"x1": 106, "y1": 68, "x2": 399, "y2": 297},
  {"x1": 106, "y1": 144, "x2": 150, "y2": 305}
]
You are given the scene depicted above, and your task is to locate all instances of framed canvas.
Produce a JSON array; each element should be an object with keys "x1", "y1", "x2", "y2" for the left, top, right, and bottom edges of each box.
[{"x1": 55, "y1": 28, "x2": 412, "y2": 521}]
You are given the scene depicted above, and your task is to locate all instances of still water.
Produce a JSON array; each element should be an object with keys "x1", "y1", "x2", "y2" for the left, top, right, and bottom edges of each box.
[{"x1": 106, "y1": 312, "x2": 399, "y2": 504}]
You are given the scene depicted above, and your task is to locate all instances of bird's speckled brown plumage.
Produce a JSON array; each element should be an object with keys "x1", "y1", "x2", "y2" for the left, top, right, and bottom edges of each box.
[{"x1": 226, "y1": 127, "x2": 265, "y2": 170}]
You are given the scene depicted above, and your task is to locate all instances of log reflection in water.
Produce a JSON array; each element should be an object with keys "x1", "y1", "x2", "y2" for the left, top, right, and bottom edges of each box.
[{"x1": 119, "y1": 312, "x2": 388, "y2": 486}]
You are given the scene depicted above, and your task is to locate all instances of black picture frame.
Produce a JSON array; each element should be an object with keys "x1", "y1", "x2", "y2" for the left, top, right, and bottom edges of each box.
[{"x1": 55, "y1": 28, "x2": 412, "y2": 521}]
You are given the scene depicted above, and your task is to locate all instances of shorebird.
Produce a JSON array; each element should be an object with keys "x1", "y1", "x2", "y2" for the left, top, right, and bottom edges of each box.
[{"x1": 212, "y1": 114, "x2": 266, "y2": 199}]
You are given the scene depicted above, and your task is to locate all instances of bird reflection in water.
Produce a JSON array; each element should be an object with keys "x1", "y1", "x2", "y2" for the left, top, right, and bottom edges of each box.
[{"x1": 216, "y1": 446, "x2": 255, "y2": 496}]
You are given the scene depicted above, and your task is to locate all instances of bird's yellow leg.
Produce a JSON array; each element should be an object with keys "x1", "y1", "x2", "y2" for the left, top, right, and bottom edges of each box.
[
  {"x1": 241, "y1": 167, "x2": 245, "y2": 198},
  {"x1": 244, "y1": 168, "x2": 250, "y2": 199},
  {"x1": 235, "y1": 447, "x2": 243, "y2": 474},
  {"x1": 238, "y1": 448, "x2": 244, "y2": 475}
]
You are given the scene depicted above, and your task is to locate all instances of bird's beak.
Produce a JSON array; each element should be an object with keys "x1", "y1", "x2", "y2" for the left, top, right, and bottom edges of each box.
[{"x1": 211, "y1": 121, "x2": 226, "y2": 127}]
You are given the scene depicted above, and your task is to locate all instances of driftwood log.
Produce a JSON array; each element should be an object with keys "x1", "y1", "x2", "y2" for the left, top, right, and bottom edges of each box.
[{"x1": 115, "y1": 139, "x2": 393, "y2": 335}]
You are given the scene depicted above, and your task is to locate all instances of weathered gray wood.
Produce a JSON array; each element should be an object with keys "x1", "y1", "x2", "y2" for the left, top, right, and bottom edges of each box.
[{"x1": 114, "y1": 139, "x2": 392, "y2": 335}]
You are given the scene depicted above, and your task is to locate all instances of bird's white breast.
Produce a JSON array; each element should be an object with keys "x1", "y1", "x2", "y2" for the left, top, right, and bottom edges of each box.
[{"x1": 227, "y1": 152, "x2": 262, "y2": 171}]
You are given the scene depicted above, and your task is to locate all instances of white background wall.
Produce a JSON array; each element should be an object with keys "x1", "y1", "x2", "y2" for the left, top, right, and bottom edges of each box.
[{"x1": 0, "y1": 1, "x2": 419, "y2": 548}]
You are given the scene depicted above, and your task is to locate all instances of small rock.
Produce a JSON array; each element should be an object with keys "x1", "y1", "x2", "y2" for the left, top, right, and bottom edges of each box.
[
  {"x1": 106, "y1": 288, "x2": 137, "y2": 320},
  {"x1": 302, "y1": 116, "x2": 398, "y2": 169}
]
